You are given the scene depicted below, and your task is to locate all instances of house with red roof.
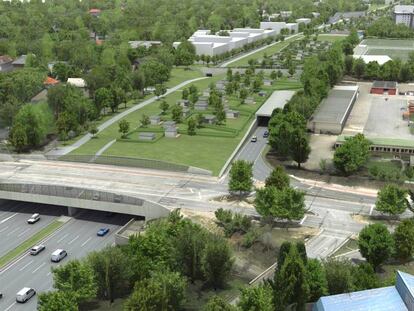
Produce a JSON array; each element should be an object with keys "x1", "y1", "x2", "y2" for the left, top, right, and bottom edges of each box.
[{"x1": 89, "y1": 8, "x2": 101, "y2": 17}]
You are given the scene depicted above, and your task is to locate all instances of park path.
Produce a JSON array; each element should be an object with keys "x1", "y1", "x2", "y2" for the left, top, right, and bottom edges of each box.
[
  {"x1": 219, "y1": 33, "x2": 302, "y2": 68},
  {"x1": 46, "y1": 77, "x2": 208, "y2": 156}
]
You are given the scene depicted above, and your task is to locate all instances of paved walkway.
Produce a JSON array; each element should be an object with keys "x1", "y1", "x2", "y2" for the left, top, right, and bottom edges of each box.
[
  {"x1": 46, "y1": 77, "x2": 208, "y2": 157},
  {"x1": 220, "y1": 33, "x2": 302, "y2": 68}
]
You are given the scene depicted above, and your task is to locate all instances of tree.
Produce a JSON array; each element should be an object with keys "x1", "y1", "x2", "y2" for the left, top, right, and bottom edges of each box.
[
  {"x1": 11, "y1": 104, "x2": 46, "y2": 148},
  {"x1": 159, "y1": 100, "x2": 169, "y2": 114},
  {"x1": 306, "y1": 259, "x2": 328, "y2": 302},
  {"x1": 255, "y1": 186, "x2": 305, "y2": 221},
  {"x1": 270, "y1": 70, "x2": 277, "y2": 80},
  {"x1": 333, "y1": 134, "x2": 370, "y2": 175},
  {"x1": 182, "y1": 88, "x2": 189, "y2": 100},
  {"x1": 358, "y1": 223, "x2": 394, "y2": 270},
  {"x1": 171, "y1": 104, "x2": 183, "y2": 123},
  {"x1": 118, "y1": 120, "x2": 130, "y2": 138},
  {"x1": 352, "y1": 263, "x2": 380, "y2": 291},
  {"x1": 323, "y1": 258, "x2": 353, "y2": 295},
  {"x1": 394, "y1": 219, "x2": 414, "y2": 261},
  {"x1": 187, "y1": 117, "x2": 197, "y2": 136},
  {"x1": 9, "y1": 122, "x2": 27, "y2": 152},
  {"x1": 175, "y1": 41, "x2": 196, "y2": 67},
  {"x1": 94, "y1": 87, "x2": 112, "y2": 115},
  {"x1": 290, "y1": 129, "x2": 311, "y2": 168},
  {"x1": 38, "y1": 291, "x2": 78, "y2": 311},
  {"x1": 239, "y1": 88, "x2": 249, "y2": 104},
  {"x1": 141, "y1": 114, "x2": 150, "y2": 127},
  {"x1": 353, "y1": 58, "x2": 366, "y2": 79},
  {"x1": 203, "y1": 296, "x2": 237, "y2": 311},
  {"x1": 265, "y1": 165, "x2": 290, "y2": 190},
  {"x1": 124, "y1": 271, "x2": 186, "y2": 311},
  {"x1": 214, "y1": 102, "x2": 226, "y2": 125},
  {"x1": 202, "y1": 235, "x2": 234, "y2": 289},
  {"x1": 154, "y1": 84, "x2": 167, "y2": 99},
  {"x1": 52, "y1": 259, "x2": 97, "y2": 303},
  {"x1": 140, "y1": 59, "x2": 170, "y2": 87},
  {"x1": 274, "y1": 245, "x2": 309, "y2": 311},
  {"x1": 228, "y1": 160, "x2": 253, "y2": 195},
  {"x1": 89, "y1": 123, "x2": 98, "y2": 138},
  {"x1": 344, "y1": 55, "x2": 354, "y2": 75},
  {"x1": 238, "y1": 284, "x2": 274, "y2": 311},
  {"x1": 376, "y1": 184, "x2": 410, "y2": 216},
  {"x1": 87, "y1": 246, "x2": 132, "y2": 303}
]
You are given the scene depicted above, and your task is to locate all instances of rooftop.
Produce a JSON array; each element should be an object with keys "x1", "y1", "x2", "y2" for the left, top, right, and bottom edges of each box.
[
  {"x1": 394, "y1": 5, "x2": 414, "y2": 14},
  {"x1": 255, "y1": 90, "x2": 296, "y2": 117},
  {"x1": 337, "y1": 135, "x2": 414, "y2": 148},
  {"x1": 314, "y1": 271, "x2": 414, "y2": 311},
  {"x1": 309, "y1": 85, "x2": 359, "y2": 125},
  {"x1": 353, "y1": 55, "x2": 392, "y2": 65},
  {"x1": 372, "y1": 81, "x2": 398, "y2": 89},
  {"x1": 12, "y1": 55, "x2": 26, "y2": 66}
]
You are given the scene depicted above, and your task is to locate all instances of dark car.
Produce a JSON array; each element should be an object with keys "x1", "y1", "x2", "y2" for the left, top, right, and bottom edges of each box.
[
  {"x1": 263, "y1": 130, "x2": 269, "y2": 138},
  {"x1": 97, "y1": 228, "x2": 110, "y2": 236}
]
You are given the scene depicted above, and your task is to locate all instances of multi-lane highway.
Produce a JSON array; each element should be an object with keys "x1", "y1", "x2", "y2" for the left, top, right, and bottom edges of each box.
[{"x1": 0, "y1": 204, "x2": 131, "y2": 311}]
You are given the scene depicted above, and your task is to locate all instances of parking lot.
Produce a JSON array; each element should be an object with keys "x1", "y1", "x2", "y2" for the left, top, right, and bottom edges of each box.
[{"x1": 0, "y1": 201, "x2": 132, "y2": 310}]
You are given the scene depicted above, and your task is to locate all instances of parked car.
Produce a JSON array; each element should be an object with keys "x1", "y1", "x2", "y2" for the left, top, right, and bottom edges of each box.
[
  {"x1": 27, "y1": 213, "x2": 40, "y2": 224},
  {"x1": 263, "y1": 130, "x2": 269, "y2": 138},
  {"x1": 30, "y1": 245, "x2": 45, "y2": 256},
  {"x1": 16, "y1": 288, "x2": 35, "y2": 303},
  {"x1": 251, "y1": 135, "x2": 257, "y2": 142},
  {"x1": 51, "y1": 249, "x2": 67, "y2": 262},
  {"x1": 0, "y1": 291, "x2": 3, "y2": 299},
  {"x1": 97, "y1": 228, "x2": 110, "y2": 236}
]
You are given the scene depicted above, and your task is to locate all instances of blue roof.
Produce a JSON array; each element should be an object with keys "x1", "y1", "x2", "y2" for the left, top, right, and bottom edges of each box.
[{"x1": 314, "y1": 271, "x2": 414, "y2": 311}]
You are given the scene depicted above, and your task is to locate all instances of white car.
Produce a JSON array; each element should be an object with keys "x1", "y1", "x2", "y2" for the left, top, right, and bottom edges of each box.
[
  {"x1": 51, "y1": 249, "x2": 67, "y2": 262},
  {"x1": 16, "y1": 287, "x2": 35, "y2": 303},
  {"x1": 27, "y1": 213, "x2": 40, "y2": 224},
  {"x1": 30, "y1": 245, "x2": 45, "y2": 256}
]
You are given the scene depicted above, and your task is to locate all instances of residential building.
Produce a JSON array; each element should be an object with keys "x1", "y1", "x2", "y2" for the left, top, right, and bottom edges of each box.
[
  {"x1": 370, "y1": 81, "x2": 398, "y2": 95},
  {"x1": 280, "y1": 11, "x2": 292, "y2": 18},
  {"x1": 11, "y1": 55, "x2": 26, "y2": 69},
  {"x1": 394, "y1": 5, "x2": 414, "y2": 28},
  {"x1": 0, "y1": 55, "x2": 13, "y2": 72},
  {"x1": 314, "y1": 271, "x2": 414, "y2": 311},
  {"x1": 296, "y1": 18, "x2": 312, "y2": 25}
]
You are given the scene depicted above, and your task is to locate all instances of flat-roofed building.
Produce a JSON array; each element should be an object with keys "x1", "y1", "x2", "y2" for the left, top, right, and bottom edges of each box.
[
  {"x1": 255, "y1": 90, "x2": 296, "y2": 125},
  {"x1": 307, "y1": 85, "x2": 359, "y2": 135},
  {"x1": 394, "y1": 5, "x2": 414, "y2": 28},
  {"x1": 371, "y1": 81, "x2": 398, "y2": 95}
]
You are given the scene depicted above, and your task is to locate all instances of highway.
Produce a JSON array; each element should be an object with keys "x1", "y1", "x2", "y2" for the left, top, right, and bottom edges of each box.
[
  {"x1": 0, "y1": 201, "x2": 67, "y2": 256},
  {"x1": 0, "y1": 210, "x2": 131, "y2": 311}
]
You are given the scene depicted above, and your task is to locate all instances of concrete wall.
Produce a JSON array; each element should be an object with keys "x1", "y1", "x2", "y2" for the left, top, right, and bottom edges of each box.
[{"x1": 0, "y1": 190, "x2": 170, "y2": 220}]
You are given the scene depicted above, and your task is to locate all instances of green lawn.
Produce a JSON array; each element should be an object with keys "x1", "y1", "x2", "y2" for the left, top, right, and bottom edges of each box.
[
  {"x1": 228, "y1": 35, "x2": 304, "y2": 68},
  {"x1": 317, "y1": 34, "x2": 348, "y2": 43},
  {"x1": 165, "y1": 67, "x2": 204, "y2": 87},
  {"x1": 71, "y1": 77, "x2": 302, "y2": 175},
  {"x1": 0, "y1": 220, "x2": 64, "y2": 268}
]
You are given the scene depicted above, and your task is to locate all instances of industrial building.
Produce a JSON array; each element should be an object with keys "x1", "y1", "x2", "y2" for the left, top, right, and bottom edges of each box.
[
  {"x1": 370, "y1": 81, "x2": 398, "y2": 95},
  {"x1": 174, "y1": 23, "x2": 298, "y2": 56},
  {"x1": 307, "y1": 85, "x2": 359, "y2": 135},
  {"x1": 255, "y1": 90, "x2": 296, "y2": 125},
  {"x1": 314, "y1": 271, "x2": 414, "y2": 311}
]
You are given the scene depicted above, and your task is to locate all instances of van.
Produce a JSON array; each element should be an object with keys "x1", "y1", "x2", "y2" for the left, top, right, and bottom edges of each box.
[
  {"x1": 16, "y1": 287, "x2": 35, "y2": 303},
  {"x1": 27, "y1": 213, "x2": 40, "y2": 224},
  {"x1": 51, "y1": 249, "x2": 67, "y2": 262}
]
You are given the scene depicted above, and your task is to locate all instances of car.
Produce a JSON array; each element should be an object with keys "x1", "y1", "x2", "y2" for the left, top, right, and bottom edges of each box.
[
  {"x1": 251, "y1": 135, "x2": 257, "y2": 142},
  {"x1": 51, "y1": 249, "x2": 67, "y2": 262},
  {"x1": 97, "y1": 228, "x2": 110, "y2": 236},
  {"x1": 263, "y1": 130, "x2": 269, "y2": 138},
  {"x1": 16, "y1": 287, "x2": 35, "y2": 303},
  {"x1": 27, "y1": 213, "x2": 40, "y2": 224},
  {"x1": 30, "y1": 245, "x2": 45, "y2": 256},
  {"x1": 0, "y1": 291, "x2": 3, "y2": 299}
]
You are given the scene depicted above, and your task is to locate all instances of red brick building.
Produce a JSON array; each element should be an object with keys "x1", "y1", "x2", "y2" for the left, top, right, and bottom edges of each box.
[{"x1": 370, "y1": 81, "x2": 397, "y2": 95}]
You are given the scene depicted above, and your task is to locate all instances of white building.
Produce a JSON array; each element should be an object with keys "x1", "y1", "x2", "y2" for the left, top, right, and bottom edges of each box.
[
  {"x1": 394, "y1": 5, "x2": 414, "y2": 28},
  {"x1": 352, "y1": 55, "x2": 392, "y2": 65},
  {"x1": 296, "y1": 18, "x2": 311, "y2": 25},
  {"x1": 259, "y1": 22, "x2": 298, "y2": 34},
  {"x1": 280, "y1": 11, "x2": 292, "y2": 18}
]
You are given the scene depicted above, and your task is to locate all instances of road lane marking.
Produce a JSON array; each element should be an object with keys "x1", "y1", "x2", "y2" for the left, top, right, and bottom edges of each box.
[
  {"x1": 57, "y1": 233, "x2": 69, "y2": 243},
  {"x1": 7, "y1": 227, "x2": 20, "y2": 236},
  {"x1": 4, "y1": 302, "x2": 16, "y2": 311},
  {"x1": 0, "y1": 213, "x2": 18, "y2": 224},
  {"x1": 81, "y1": 237, "x2": 92, "y2": 247},
  {"x1": 0, "y1": 226, "x2": 9, "y2": 233},
  {"x1": 32, "y1": 262, "x2": 46, "y2": 273},
  {"x1": 17, "y1": 227, "x2": 31, "y2": 237},
  {"x1": 19, "y1": 260, "x2": 34, "y2": 271},
  {"x1": 47, "y1": 271, "x2": 51, "y2": 276},
  {"x1": 68, "y1": 235, "x2": 79, "y2": 245}
]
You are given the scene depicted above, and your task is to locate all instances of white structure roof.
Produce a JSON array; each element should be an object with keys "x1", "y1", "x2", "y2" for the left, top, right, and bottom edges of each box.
[
  {"x1": 353, "y1": 55, "x2": 392, "y2": 65},
  {"x1": 67, "y1": 78, "x2": 86, "y2": 88},
  {"x1": 256, "y1": 90, "x2": 296, "y2": 117},
  {"x1": 394, "y1": 5, "x2": 414, "y2": 14}
]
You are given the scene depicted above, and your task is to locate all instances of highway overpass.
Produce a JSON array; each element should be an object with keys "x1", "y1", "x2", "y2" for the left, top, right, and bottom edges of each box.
[{"x1": 0, "y1": 183, "x2": 170, "y2": 220}]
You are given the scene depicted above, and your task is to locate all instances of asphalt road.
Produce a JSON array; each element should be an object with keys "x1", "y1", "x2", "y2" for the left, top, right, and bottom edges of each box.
[
  {"x1": 0, "y1": 209, "x2": 131, "y2": 311},
  {"x1": 0, "y1": 201, "x2": 67, "y2": 256}
]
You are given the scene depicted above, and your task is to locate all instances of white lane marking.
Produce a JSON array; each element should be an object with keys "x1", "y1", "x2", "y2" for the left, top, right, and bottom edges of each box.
[
  {"x1": 19, "y1": 260, "x2": 34, "y2": 272},
  {"x1": 17, "y1": 228, "x2": 31, "y2": 237},
  {"x1": 81, "y1": 237, "x2": 92, "y2": 247},
  {"x1": 47, "y1": 271, "x2": 51, "y2": 276},
  {"x1": 7, "y1": 227, "x2": 20, "y2": 236},
  {"x1": 198, "y1": 191, "x2": 202, "y2": 199},
  {"x1": 57, "y1": 233, "x2": 69, "y2": 243},
  {"x1": 189, "y1": 188, "x2": 194, "y2": 193},
  {"x1": 300, "y1": 215, "x2": 307, "y2": 225},
  {"x1": 0, "y1": 213, "x2": 18, "y2": 224},
  {"x1": 0, "y1": 226, "x2": 9, "y2": 233},
  {"x1": 4, "y1": 302, "x2": 16, "y2": 311},
  {"x1": 68, "y1": 235, "x2": 80, "y2": 245},
  {"x1": 32, "y1": 262, "x2": 46, "y2": 274},
  {"x1": 369, "y1": 204, "x2": 374, "y2": 215}
]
